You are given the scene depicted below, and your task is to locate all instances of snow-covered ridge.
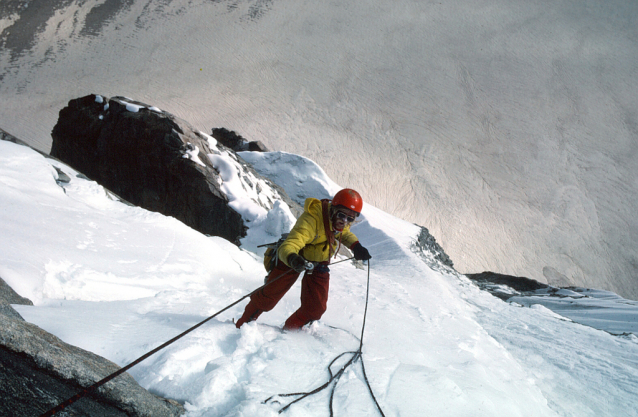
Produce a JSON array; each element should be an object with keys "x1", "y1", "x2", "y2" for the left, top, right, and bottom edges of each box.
[{"x1": 2, "y1": 138, "x2": 637, "y2": 416}]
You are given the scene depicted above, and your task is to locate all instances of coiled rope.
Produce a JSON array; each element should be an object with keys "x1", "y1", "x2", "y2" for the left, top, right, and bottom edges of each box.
[{"x1": 264, "y1": 261, "x2": 386, "y2": 416}]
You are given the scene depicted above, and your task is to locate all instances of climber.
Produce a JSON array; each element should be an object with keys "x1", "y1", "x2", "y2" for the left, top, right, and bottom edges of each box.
[{"x1": 235, "y1": 188, "x2": 372, "y2": 330}]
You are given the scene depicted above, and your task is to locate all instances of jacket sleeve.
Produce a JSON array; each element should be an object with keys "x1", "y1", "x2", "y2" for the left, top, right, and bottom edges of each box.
[
  {"x1": 278, "y1": 212, "x2": 318, "y2": 266},
  {"x1": 341, "y1": 227, "x2": 359, "y2": 249}
]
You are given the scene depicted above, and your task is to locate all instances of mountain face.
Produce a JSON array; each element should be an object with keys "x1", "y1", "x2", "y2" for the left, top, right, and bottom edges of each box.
[
  {"x1": 2, "y1": 128, "x2": 637, "y2": 417},
  {"x1": 1, "y1": 0, "x2": 637, "y2": 299}
]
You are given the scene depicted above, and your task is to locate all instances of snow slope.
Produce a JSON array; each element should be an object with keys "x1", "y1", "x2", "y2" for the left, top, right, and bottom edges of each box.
[
  {"x1": 2, "y1": 139, "x2": 637, "y2": 416},
  {"x1": 1, "y1": 0, "x2": 637, "y2": 300}
]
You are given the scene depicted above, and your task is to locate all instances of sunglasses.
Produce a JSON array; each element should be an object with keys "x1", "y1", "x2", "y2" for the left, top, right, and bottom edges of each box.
[{"x1": 335, "y1": 211, "x2": 356, "y2": 223}]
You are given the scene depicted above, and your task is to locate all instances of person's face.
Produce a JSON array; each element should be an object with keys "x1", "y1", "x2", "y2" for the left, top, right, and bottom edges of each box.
[{"x1": 332, "y1": 207, "x2": 357, "y2": 231}]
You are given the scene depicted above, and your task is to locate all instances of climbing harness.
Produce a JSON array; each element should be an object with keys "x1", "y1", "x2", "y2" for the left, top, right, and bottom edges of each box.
[
  {"x1": 263, "y1": 261, "x2": 386, "y2": 416},
  {"x1": 39, "y1": 257, "x2": 359, "y2": 417}
]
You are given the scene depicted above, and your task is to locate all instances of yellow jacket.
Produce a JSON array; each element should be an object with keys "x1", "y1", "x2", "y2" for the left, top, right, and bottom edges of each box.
[{"x1": 278, "y1": 198, "x2": 359, "y2": 266}]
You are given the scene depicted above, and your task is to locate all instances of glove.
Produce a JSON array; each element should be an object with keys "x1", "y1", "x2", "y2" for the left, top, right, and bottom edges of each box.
[
  {"x1": 288, "y1": 253, "x2": 307, "y2": 272},
  {"x1": 351, "y1": 242, "x2": 371, "y2": 261}
]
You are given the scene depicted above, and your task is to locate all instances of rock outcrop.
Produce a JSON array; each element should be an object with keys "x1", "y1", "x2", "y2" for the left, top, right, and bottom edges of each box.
[
  {"x1": 50, "y1": 95, "x2": 266, "y2": 244},
  {"x1": 0, "y1": 276, "x2": 183, "y2": 417},
  {"x1": 412, "y1": 225, "x2": 455, "y2": 273},
  {"x1": 465, "y1": 271, "x2": 549, "y2": 301},
  {"x1": 212, "y1": 127, "x2": 268, "y2": 152}
]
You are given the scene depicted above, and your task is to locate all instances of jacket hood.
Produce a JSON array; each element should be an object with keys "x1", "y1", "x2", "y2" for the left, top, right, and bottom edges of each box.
[{"x1": 304, "y1": 197, "x2": 322, "y2": 213}]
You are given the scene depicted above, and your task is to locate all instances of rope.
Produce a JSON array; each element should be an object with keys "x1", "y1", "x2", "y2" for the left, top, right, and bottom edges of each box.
[
  {"x1": 39, "y1": 266, "x2": 302, "y2": 417},
  {"x1": 40, "y1": 256, "x2": 360, "y2": 416},
  {"x1": 40, "y1": 256, "x2": 357, "y2": 416},
  {"x1": 264, "y1": 261, "x2": 386, "y2": 416}
]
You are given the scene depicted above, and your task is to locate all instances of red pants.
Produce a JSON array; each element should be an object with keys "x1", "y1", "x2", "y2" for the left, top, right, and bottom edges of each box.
[{"x1": 236, "y1": 262, "x2": 330, "y2": 330}]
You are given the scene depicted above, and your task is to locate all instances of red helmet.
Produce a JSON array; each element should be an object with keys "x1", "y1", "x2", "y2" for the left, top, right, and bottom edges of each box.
[{"x1": 332, "y1": 189, "x2": 363, "y2": 214}]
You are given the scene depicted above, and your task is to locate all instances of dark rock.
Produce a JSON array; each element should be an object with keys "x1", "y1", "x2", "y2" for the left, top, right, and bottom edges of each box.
[
  {"x1": 212, "y1": 127, "x2": 269, "y2": 152},
  {"x1": 212, "y1": 127, "x2": 248, "y2": 151},
  {"x1": 412, "y1": 225, "x2": 454, "y2": 270},
  {"x1": 466, "y1": 271, "x2": 548, "y2": 292},
  {"x1": 466, "y1": 271, "x2": 549, "y2": 301},
  {"x1": 248, "y1": 140, "x2": 268, "y2": 152},
  {"x1": 0, "y1": 345, "x2": 129, "y2": 417},
  {"x1": 51, "y1": 95, "x2": 247, "y2": 244}
]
